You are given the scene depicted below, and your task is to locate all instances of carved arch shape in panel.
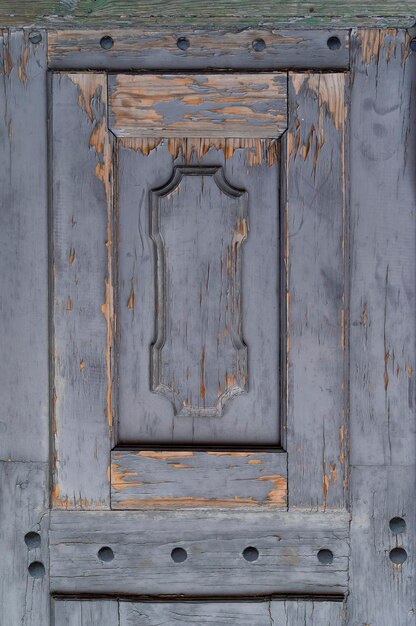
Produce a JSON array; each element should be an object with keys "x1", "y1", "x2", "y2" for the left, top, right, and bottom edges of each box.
[{"x1": 150, "y1": 165, "x2": 248, "y2": 417}]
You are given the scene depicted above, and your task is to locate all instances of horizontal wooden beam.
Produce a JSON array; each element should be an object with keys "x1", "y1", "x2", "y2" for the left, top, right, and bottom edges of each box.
[
  {"x1": 108, "y1": 73, "x2": 287, "y2": 138},
  {"x1": 111, "y1": 450, "x2": 287, "y2": 509},
  {"x1": 48, "y1": 29, "x2": 350, "y2": 71},
  {"x1": 50, "y1": 510, "x2": 349, "y2": 595},
  {"x1": 53, "y1": 598, "x2": 345, "y2": 625},
  {"x1": 0, "y1": 2, "x2": 414, "y2": 28}
]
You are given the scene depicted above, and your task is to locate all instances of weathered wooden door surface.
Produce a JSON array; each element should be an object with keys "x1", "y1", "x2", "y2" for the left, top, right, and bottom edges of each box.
[{"x1": 0, "y1": 26, "x2": 415, "y2": 626}]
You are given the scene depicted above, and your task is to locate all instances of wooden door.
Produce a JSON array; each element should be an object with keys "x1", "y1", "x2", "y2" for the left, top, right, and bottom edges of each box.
[{"x1": 1, "y1": 27, "x2": 415, "y2": 626}]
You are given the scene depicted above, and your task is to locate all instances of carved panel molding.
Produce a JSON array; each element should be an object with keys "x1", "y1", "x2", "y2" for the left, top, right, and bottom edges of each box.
[{"x1": 150, "y1": 165, "x2": 248, "y2": 417}]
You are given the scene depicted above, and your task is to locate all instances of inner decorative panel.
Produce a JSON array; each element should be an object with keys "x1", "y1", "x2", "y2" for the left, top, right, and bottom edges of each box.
[
  {"x1": 108, "y1": 72, "x2": 287, "y2": 445},
  {"x1": 150, "y1": 165, "x2": 248, "y2": 417}
]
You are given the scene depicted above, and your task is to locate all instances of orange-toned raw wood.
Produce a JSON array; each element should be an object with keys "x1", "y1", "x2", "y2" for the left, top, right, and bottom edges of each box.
[
  {"x1": 111, "y1": 462, "x2": 143, "y2": 492},
  {"x1": 256, "y1": 475, "x2": 287, "y2": 506},
  {"x1": 109, "y1": 73, "x2": 287, "y2": 139},
  {"x1": 120, "y1": 136, "x2": 279, "y2": 167},
  {"x1": 114, "y1": 496, "x2": 273, "y2": 510},
  {"x1": 136, "y1": 450, "x2": 195, "y2": 459}
]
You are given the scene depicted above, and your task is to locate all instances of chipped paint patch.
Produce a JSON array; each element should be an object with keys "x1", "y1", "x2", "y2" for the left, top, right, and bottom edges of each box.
[
  {"x1": 111, "y1": 462, "x2": 143, "y2": 492},
  {"x1": 121, "y1": 136, "x2": 278, "y2": 167},
  {"x1": 113, "y1": 496, "x2": 265, "y2": 509},
  {"x1": 127, "y1": 283, "x2": 135, "y2": 309},
  {"x1": 136, "y1": 451, "x2": 195, "y2": 460},
  {"x1": 256, "y1": 475, "x2": 287, "y2": 506},
  {"x1": 360, "y1": 28, "x2": 397, "y2": 65}
]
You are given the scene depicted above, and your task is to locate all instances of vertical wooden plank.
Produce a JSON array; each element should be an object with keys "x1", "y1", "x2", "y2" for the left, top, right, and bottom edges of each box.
[
  {"x1": 285, "y1": 73, "x2": 348, "y2": 510},
  {"x1": 52, "y1": 72, "x2": 114, "y2": 509},
  {"x1": 0, "y1": 29, "x2": 49, "y2": 462},
  {"x1": 54, "y1": 599, "x2": 119, "y2": 625},
  {"x1": 0, "y1": 462, "x2": 49, "y2": 626},
  {"x1": 348, "y1": 28, "x2": 416, "y2": 625},
  {"x1": 0, "y1": 29, "x2": 50, "y2": 625}
]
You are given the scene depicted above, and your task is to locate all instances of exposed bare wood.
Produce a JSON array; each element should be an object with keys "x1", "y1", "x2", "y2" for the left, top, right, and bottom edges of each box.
[
  {"x1": 108, "y1": 73, "x2": 287, "y2": 138},
  {"x1": 111, "y1": 450, "x2": 287, "y2": 509}
]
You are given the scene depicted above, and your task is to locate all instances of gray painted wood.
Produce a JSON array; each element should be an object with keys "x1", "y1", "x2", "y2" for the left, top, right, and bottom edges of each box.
[
  {"x1": 120, "y1": 599, "x2": 344, "y2": 625},
  {"x1": 149, "y1": 166, "x2": 249, "y2": 417},
  {"x1": 117, "y1": 138, "x2": 282, "y2": 445},
  {"x1": 347, "y1": 28, "x2": 416, "y2": 626},
  {"x1": 348, "y1": 466, "x2": 415, "y2": 626},
  {"x1": 108, "y1": 73, "x2": 287, "y2": 138},
  {"x1": 0, "y1": 29, "x2": 50, "y2": 625},
  {"x1": 284, "y1": 72, "x2": 348, "y2": 510},
  {"x1": 0, "y1": 29, "x2": 49, "y2": 463},
  {"x1": 111, "y1": 450, "x2": 287, "y2": 508},
  {"x1": 271, "y1": 599, "x2": 345, "y2": 624},
  {"x1": 53, "y1": 599, "x2": 345, "y2": 625},
  {"x1": 49, "y1": 28, "x2": 349, "y2": 71},
  {"x1": 52, "y1": 72, "x2": 115, "y2": 509},
  {"x1": 54, "y1": 599, "x2": 119, "y2": 625},
  {"x1": 0, "y1": 461, "x2": 49, "y2": 625},
  {"x1": 49, "y1": 510, "x2": 349, "y2": 595}
]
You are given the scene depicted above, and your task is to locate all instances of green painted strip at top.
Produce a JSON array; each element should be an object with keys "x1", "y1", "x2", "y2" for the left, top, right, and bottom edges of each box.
[{"x1": 0, "y1": 0, "x2": 415, "y2": 28}]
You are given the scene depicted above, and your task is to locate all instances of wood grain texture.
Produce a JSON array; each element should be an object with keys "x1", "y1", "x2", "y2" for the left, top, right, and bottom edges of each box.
[
  {"x1": 0, "y1": 1, "x2": 414, "y2": 27},
  {"x1": 0, "y1": 29, "x2": 49, "y2": 463},
  {"x1": 347, "y1": 28, "x2": 416, "y2": 626},
  {"x1": 111, "y1": 450, "x2": 287, "y2": 509},
  {"x1": 0, "y1": 29, "x2": 50, "y2": 625},
  {"x1": 284, "y1": 73, "x2": 348, "y2": 510},
  {"x1": 49, "y1": 510, "x2": 349, "y2": 595},
  {"x1": 52, "y1": 72, "x2": 115, "y2": 509},
  {"x1": 54, "y1": 599, "x2": 119, "y2": 625},
  {"x1": 150, "y1": 166, "x2": 248, "y2": 417},
  {"x1": 108, "y1": 73, "x2": 287, "y2": 138},
  {"x1": 0, "y1": 461, "x2": 49, "y2": 625},
  {"x1": 120, "y1": 600, "x2": 345, "y2": 625},
  {"x1": 48, "y1": 28, "x2": 349, "y2": 71},
  {"x1": 53, "y1": 599, "x2": 345, "y2": 625},
  {"x1": 117, "y1": 139, "x2": 282, "y2": 445}
]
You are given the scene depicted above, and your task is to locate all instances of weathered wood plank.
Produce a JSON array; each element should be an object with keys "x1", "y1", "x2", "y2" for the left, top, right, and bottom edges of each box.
[
  {"x1": 120, "y1": 599, "x2": 345, "y2": 625},
  {"x1": 284, "y1": 73, "x2": 348, "y2": 510},
  {"x1": 347, "y1": 28, "x2": 416, "y2": 626},
  {"x1": 117, "y1": 139, "x2": 282, "y2": 445},
  {"x1": 0, "y1": 29, "x2": 50, "y2": 626},
  {"x1": 108, "y1": 74, "x2": 287, "y2": 138},
  {"x1": 0, "y1": 29, "x2": 49, "y2": 463},
  {"x1": 0, "y1": 461, "x2": 49, "y2": 626},
  {"x1": 111, "y1": 450, "x2": 287, "y2": 509},
  {"x1": 54, "y1": 599, "x2": 119, "y2": 625},
  {"x1": 0, "y1": 1, "x2": 414, "y2": 27},
  {"x1": 50, "y1": 510, "x2": 349, "y2": 595},
  {"x1": 349, "y1": 29, "x2": 415, "y2": 468},
  {"x1": 271, "y1": 600, "x2": 345, "y2": 623},
  {"x1": 52, "y1": 72, "x2": 115, "y2": 509},
  {"x1": 348, "y1": 466, "x2": 415, "y2": 626},
  {"x1": 48, "y1": 28, "x2": 349, "y2": 71}
]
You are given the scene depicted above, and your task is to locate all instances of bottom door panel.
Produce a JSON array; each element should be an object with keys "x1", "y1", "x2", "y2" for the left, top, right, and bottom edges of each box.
[{"x1": 54, "y1": 599, "x2": 345, "y2": 625}]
